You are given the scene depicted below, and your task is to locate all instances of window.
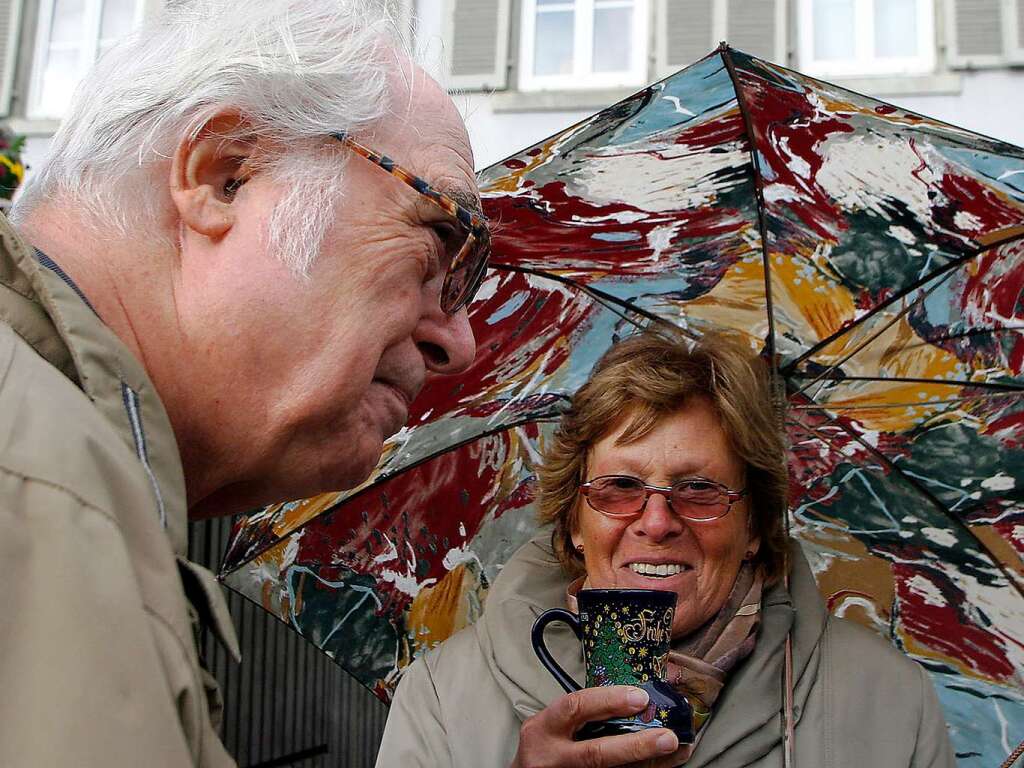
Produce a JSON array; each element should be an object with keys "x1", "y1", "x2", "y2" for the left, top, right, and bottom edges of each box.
[
  {"x1": 28, "y1": 0, "x2": 146, "y2": 119},
  {"x1": 797, "y1": 0, "x2": 935, "y2": 77},
  {"x1": 519, "y1": 0, "x2": 649, "y2": 91}
]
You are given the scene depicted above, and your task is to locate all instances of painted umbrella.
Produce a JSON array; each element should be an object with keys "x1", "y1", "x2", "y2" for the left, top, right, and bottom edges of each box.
[{"x1": 220, "y1": 46, "x2": 1024, "y2": 765}]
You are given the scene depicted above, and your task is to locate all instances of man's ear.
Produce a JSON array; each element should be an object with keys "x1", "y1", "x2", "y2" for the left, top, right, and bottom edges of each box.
[{"x1": 169, "y1": 113, "x2": 255, "y2": 240}]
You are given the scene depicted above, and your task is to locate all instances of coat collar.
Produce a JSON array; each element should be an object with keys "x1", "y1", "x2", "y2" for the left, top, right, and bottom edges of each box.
[
  {"x1": 478, "y1": 532, "x2": 828, "y2": 766},
  {"x1": 0, "y1": 215, "x2": 188, "y2": 555}
]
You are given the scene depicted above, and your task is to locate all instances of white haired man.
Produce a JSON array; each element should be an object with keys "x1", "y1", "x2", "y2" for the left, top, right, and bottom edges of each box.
[
  {"x1": 0, "y1": 1, "x2": 692, "y2": 765},
  {"x1": 0, "y1": 1, "x2": 485, "y2": 765}
]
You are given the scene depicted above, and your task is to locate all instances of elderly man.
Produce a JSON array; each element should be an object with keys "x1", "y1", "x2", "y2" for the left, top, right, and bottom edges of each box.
[
  {"x1": 0, "y1": 0, "x2": 484, "y2": 765},
  {"x1": 0, "y1": 2, "x2": 691, "y2": 766}
]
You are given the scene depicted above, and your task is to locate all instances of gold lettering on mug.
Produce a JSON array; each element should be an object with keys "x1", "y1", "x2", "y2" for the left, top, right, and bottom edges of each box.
[{"x1": 620, "y1": 608, "x2": 670, "y2": 645}]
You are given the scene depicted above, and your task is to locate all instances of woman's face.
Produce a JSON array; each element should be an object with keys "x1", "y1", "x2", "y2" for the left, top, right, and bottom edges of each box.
[{"x1": 572, "y1": 397, "x2": 759, "y2": 638}]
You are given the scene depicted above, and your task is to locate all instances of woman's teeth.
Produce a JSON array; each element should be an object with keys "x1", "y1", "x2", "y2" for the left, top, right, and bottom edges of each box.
[{"x1": 629, "y1": 562, "x2": 684, "y2": 577}]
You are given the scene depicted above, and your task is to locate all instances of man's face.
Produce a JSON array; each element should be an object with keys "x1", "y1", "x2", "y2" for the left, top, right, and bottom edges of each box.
[{"x1": 178, "y1": 67, "x2": 479, "y2": 512}]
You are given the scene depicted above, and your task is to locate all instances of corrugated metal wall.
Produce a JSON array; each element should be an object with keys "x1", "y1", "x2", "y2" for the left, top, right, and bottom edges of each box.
[{"x1": 189, "y1": 517, "x2": 389, "y2": 768}]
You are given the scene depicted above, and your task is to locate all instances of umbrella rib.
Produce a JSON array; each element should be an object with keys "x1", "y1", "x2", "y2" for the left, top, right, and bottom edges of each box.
[
  {"x1": 221, "y1": 410, "x2": 567, "y2": 574},
  {"x1": 786, "y1": 374, "x2": 1024, "y2": 393},
  {"x1": 781, "y1": 234, "x2": 1024, "y2": 377},
  {"x1": 787, "y1": 408, "x2": 1024, "y2": 600},
  {"x1": 490, "y1": 262, "x2": 697, "y2": 338},
  {"x1": 790, "y1": 271, "x2": 954, "y2": 401},
  {"x1": 789, "y1": 392, "x2": 1020, "y2": 410},
  {"x1": 720, "y1": 46, "x2": 780, "y2": 379}
]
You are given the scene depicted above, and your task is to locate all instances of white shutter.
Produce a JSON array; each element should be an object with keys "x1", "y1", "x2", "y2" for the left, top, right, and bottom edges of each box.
[
  {"x1": 946, "y1": 0, "x2": 1006, "y2": 68},
  {"x1": 442, "y1": 0, "x2": 511, "y2": 91},
  {"x1": 1007, "y1": 0, "x2": 1024, "y2": 63},
  {"x1": 726, "y1": 0, "x2": 787, "y2": 64},
  {"x1": 655, "y1": 0, "x2": 718, "y2": 77},
  {"x1": 0, "y1": 0, "x2": 22, "y2": 117}
]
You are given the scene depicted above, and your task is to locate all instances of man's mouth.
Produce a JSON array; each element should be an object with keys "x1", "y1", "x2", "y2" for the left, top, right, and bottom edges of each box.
[{"x1": 378, "y1": 379, "x2": 416, "y2": 410}]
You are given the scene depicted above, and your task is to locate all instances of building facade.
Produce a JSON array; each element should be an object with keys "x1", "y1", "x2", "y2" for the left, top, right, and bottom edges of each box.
[{"x1": 1, "y1": 1, "x2": 1022, "y2": 171}]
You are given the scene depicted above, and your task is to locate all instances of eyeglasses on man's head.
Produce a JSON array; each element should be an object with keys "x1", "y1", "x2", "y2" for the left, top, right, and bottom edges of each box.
[{"x1": 332, "y1": 131, "x2": 491, "y2": 315}]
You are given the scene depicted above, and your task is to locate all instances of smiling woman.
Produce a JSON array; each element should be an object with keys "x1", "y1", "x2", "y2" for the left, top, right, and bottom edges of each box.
[{"x1": 376, "y1": 326, "x2": 956, "y2": 768}]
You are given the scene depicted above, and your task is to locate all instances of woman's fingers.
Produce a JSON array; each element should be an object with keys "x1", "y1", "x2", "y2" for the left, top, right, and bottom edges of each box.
[
  {"x1": 512, "y1": 687, "x2": 680, "y2": 768},
  {"x1": 566, "y1": 728, "x2": 679, "y2": 767},
  {"x1": 545, "y1": 685, "x2": 650, "y2": 734}
]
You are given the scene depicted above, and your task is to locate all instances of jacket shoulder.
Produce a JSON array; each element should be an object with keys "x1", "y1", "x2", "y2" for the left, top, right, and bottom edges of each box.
[
  {"x1": 825, "y1": 615, "x2": 927, "y2": 687},
  {"x1": 821, "y1": 615, "x2": 954, "y2": 767},
  {"x1": 0, "y1": 323, "x2": 150, "y2": 516}
]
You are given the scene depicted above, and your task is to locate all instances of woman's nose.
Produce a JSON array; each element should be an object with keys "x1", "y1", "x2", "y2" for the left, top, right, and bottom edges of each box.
[{"x1": 633, "y1": 491, "x2": 684, "y2": 542}]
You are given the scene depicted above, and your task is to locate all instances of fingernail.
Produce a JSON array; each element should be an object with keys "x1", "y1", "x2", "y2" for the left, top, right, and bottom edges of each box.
[
  {"x1": 626, "y1": 688, "x2": 649, "y2": 708},
  {"x1": 656, "y1": 732, "x2": 679, "y2": 753}
]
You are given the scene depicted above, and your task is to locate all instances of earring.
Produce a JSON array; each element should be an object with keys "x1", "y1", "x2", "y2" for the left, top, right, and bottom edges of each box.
[
  {"x1": 743, "y1": 550, "x2": 754, "y2": 561},
  {"x1": 574, "y1": 543, "x2": 584, "y2": 555}
]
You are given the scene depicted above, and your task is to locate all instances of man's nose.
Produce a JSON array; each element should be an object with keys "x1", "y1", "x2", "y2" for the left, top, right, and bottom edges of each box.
[{"x1": 415, "y1": 305, "x2": 476, "y2": 374}]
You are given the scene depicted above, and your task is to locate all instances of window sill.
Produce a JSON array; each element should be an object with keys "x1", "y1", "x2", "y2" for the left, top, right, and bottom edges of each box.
[
  {"x1": 490, "y1": 87, "x2": 639, "y2": 113},
  {"x1": 5, "y1": 118, "x2": 62, "y2": 137},
  {"x1": 487, "y1": 71, "x2": 962, "y2": 114},
  {"x1": 817, "y1": 72, "x2": 962, "y2": 98}
]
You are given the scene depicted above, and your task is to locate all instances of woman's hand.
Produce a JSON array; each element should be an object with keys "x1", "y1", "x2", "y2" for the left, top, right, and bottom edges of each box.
[{"x1": 510, "y1": 686, "x2": 680, "y2": 768}]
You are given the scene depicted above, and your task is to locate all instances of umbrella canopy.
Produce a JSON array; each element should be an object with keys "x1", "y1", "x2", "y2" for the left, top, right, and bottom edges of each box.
[{"x1": 220, "y1": 46, "x2": 1024, "y2": 764}]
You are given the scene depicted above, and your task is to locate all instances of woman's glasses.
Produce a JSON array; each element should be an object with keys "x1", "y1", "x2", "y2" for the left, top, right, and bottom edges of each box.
[
  {"x1": 332, "y1": 132, "x2": 491, "y2": 315},
  {"x1": 580, "y1": 475, "x2": 747, "y2": 522}
]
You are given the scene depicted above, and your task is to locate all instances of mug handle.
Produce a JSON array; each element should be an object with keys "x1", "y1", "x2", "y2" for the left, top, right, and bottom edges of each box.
[{"x1": 531, "y1": 608, "x2": 584, "y2": 694}]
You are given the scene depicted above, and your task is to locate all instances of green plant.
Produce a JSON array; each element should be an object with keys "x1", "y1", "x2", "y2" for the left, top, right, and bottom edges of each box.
[{"x1": 0, "y1": 125, "x2": 26, "y2": 202}]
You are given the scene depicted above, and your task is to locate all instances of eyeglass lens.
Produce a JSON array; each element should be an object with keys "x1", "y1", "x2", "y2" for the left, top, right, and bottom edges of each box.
[
  {"x1": 586, "y1": 476, "x2": 731, "y2": 520},
  {"x1": 441, "y1": 230, "x2": 489, "y2": 314}
]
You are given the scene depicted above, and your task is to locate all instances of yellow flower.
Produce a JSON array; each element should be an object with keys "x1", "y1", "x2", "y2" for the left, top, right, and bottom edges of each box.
[{"x1": 0, "y1": 155, "x2": 23, "y2": 182}]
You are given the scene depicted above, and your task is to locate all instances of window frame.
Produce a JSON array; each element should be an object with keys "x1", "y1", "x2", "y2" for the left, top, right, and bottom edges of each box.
[
  {"x1": 27, "y1": 0, "x2": 147, "y2": 120},
  {"x1": 797, "y1": 0, "x2": 936, "y2": 78},
  {"x1": 518, "y1": 0, "x2": 650, "y2": 92}
]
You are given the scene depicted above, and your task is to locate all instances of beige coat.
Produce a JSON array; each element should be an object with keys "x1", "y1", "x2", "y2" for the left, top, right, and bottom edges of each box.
[
  {"x1": 0, "y1": 215, "x2": 238, "y2": 767},
  {"x1": 376, "y1": 534, "x2": 955, "y2": 768}
]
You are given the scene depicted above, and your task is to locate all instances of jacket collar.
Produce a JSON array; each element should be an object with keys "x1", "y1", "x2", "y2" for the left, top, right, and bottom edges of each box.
[
  {"x1": 478, "y1": 532, "x2": 828, "y2": 766},
  {"x1": 0, "y1": 216, "x2": 188, "y2": 555}
]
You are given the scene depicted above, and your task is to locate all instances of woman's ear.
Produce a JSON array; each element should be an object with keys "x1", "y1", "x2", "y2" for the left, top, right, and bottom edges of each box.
[
  {"x1": 570, "y1": 531, "x2": 584, "y2": 553},
  {"x1": 169, "y1": 112, "x2": 255, "y2": 240},
  {"x1": 744, "y1": 515, "x2": 761, "y2": 561}
]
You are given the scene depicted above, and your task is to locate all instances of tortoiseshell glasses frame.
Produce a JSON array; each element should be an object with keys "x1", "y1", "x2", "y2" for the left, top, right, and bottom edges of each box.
[{"x1": 332, "y1": 132, "x2": 491, "y2": 315}]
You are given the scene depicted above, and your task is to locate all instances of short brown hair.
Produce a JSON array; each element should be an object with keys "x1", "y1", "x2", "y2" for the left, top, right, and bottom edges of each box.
[{"x1": 537, "y1": 327, "x2": 788, "y2": 584}]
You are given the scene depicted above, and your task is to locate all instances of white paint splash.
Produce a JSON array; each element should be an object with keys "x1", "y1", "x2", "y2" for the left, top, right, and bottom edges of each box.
[
  {"x1": 907, "y1": 574, "x2": 947, "y2": 607},
  {"x1": 763, "y1": 183, "x2": 804, "y2": 204},
  {"x1": 981, "y1": 473, "x2": 1016, "y2": 492},
  {"x1": 378, "y1": 539, "x2": 436, "y2": 598},
  {"x1": 953, "y1": 209, "x2": 984, "y2": 232},
  {"x1": 888, "y1": 225, "x2": 916, "y2": 245},
  {"x1": 921, "y1": 527, "x2": 958, "y2": 548},
  {"x1": 442, "y1": 543, "x2": 482, "y2": 572},
  {"x1": 660, "y1": 95, "x2": 696, "y2": 116}
]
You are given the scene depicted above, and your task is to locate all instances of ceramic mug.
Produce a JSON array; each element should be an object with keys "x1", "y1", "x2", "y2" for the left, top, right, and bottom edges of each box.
[{"x1": 531, "y1": 588, "x2": 694, "y2": 743}]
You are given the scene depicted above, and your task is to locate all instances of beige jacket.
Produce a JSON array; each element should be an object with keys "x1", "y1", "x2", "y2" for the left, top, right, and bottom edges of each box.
[
  {"x1": 0, "y1": 215, "x2": 238, "y2": 766},
  {"x1": 376, "y1": 534, "x2": 955, "y2": 768}
]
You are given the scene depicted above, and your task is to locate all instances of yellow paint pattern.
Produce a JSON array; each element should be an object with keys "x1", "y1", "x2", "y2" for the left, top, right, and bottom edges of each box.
[{"x1": 406, "y1": 563, "x2": 487, "y2": 657}]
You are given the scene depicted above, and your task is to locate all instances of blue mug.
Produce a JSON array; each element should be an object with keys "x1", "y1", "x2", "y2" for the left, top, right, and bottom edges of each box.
[{"x1": 531, "y1": 588, "x2": 694, "y2": 743}]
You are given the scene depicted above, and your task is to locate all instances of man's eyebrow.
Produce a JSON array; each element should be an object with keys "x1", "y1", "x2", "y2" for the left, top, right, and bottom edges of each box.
[{"x1": 442, "y1": 184, "x2": 485, "y2": 220}]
